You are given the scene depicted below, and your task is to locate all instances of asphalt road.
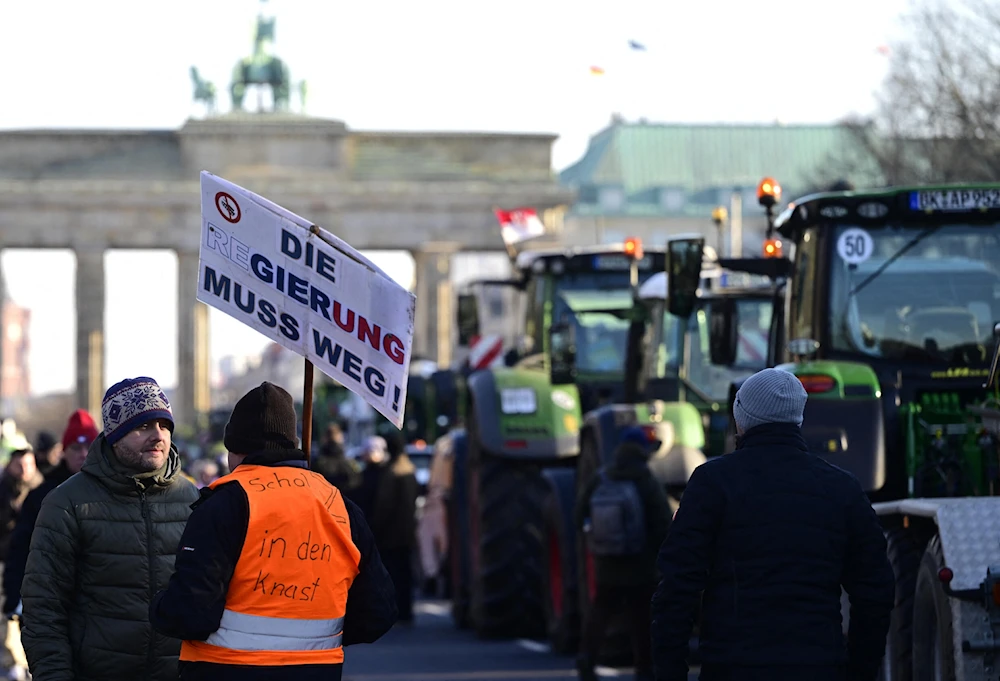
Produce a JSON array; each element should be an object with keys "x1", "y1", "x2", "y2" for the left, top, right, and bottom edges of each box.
[{"x1": 342, "y1": 599, "x2": 701, "y2": 681}]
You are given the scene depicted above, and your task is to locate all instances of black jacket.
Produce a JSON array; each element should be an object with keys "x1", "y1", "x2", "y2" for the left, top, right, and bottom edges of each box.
[
  {"x1": 149, "y1": 448, "x2": 398, "y2": 681},
  {"x1": 311, "y1": 443, "x2": 361, "y2": 493},
  {"x1": 575, "y1": 443, "x2": 672, "y2": 587},
  {"x1": 651, "y1": 423, "x2": 895, "y2": 681},
  {"x1": 22, "y1": 436, "x2": 199, "y2": 681},
  {"x1": 2, "y1": 461, "x2": 74, "y2": 614},
  {"x1": 370, "y1": 454, "x2": 419, "y2": 552}
]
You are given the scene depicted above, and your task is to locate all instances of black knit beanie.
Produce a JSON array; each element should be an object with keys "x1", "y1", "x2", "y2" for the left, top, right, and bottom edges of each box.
[{"x1": 224, "y1": 382, "x2": 299, "y2": 454}]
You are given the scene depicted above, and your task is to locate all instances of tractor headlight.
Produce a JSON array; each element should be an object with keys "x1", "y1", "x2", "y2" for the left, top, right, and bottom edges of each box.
[{"x1": 500, "y1": 388, "x2": 537, "y2": 415}]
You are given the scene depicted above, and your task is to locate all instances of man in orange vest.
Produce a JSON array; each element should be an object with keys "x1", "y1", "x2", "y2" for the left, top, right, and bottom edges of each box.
[{"x1": 149, "y1": 382, "x2": 398, "y2": 681}]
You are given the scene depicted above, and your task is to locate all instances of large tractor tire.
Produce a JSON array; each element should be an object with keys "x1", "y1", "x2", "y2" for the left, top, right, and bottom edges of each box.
[
  {"x1": 878, "y1": 527, "x2": 925, "y2": 681},
  {"x1": 449, "y1": 432, "x2": 472, "y2": 629},
  {"x1": 912, "y1": 536, "x2": 954, "y2": 681},
  {"x1": 541, "y1": 467, "x2": 581, "y2": 654},
  {"x1": 574, "y1": 431, "x2": 632, "y2": 666},
  {"x1": 467, "y1": 409, "x2": 547, "y2": 639}
]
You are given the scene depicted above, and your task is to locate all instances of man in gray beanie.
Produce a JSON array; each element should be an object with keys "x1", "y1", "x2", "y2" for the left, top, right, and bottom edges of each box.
[
  {"x1": 651, "y1": 368, "x2": 895, "y2": 681},
  {"x1": 732, "y1": 367, "x2": 807, "y2": 434}
]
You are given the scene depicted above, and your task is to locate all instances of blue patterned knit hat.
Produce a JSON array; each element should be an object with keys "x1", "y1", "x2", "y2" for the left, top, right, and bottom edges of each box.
[{"x1": 101, "y1": 377, "x2": 174, "y2": 445}]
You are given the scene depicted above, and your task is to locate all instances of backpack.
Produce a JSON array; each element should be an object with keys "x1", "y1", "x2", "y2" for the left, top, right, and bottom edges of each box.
[{"x1": 586, "y1": 469, "x2": 647, "y2": 556}]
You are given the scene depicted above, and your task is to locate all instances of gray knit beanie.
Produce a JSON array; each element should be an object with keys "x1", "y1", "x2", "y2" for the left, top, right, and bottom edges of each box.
[{"x1": 733, "y1": 368, "x2": 808, "y2": 433}]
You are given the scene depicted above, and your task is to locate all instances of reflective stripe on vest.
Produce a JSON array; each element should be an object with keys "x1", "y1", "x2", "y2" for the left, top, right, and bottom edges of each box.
[
  {"x1": 205, "y1": 609, "x2": 345, "y2": 651},
  {"x1": 180, "y1": 465, "x2": 361, "y2": 667}
]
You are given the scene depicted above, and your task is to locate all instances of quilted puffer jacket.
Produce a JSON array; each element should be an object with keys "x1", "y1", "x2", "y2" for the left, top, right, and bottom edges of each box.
[{"x1": 21, "y1": 434, "x2": 199, "y2": 681}]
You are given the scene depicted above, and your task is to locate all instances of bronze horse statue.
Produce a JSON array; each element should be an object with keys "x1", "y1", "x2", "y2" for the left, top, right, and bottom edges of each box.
[
  {"x1": 190, "y1": 66, "x2": 217, "y2": 115},
  {"x1": 231, "y1": 13, "x2": 292, "y2": 112}
]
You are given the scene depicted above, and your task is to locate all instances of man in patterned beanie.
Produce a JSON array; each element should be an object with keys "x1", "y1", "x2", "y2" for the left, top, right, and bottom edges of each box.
[
  {"x1": 651, "y1": 368, "x2": 894, "y2": 681},
  {"x1": 20, "y1": 377, "x2": 199, "y2": 681}
]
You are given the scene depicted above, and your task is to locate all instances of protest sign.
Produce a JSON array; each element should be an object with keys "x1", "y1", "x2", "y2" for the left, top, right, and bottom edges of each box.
[{"x1": 197, "y1": 171, "x2": 416, "y2": 430}]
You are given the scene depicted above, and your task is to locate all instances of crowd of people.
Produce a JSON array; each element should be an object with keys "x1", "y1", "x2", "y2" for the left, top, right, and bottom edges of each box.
[
  {"x1": 0, "y1": 376, "x2": 405, "y2": 681},
  {"x1": 0, "y1": 367, "x2": 897, "y2": 681}
]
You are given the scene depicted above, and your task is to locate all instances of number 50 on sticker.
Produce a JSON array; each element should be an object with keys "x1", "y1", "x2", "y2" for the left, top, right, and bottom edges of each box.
[{"x1": 837, "y1": 228, "x2": 874, "y2": 265}]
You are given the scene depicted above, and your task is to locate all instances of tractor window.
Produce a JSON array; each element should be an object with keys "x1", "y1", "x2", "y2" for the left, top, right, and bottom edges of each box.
[
  {"x1": 524, "y1": 277, "x2": 546, "y2": 356},
  {"x1": 791, "y1": 228, "x2": 818, "y2": 341},
  {"x1": 828, "y1": 223, "x2": 1000, "y2": 364},
  {"x1": 546, "y1": 269, "x2": 661, "y2": 375},
  {"x1": 685, "y1": 298, "x2": 774, "y2": 401},
  {"x1": 553, "y1": 288, "x2": 633, "y2": 374}
]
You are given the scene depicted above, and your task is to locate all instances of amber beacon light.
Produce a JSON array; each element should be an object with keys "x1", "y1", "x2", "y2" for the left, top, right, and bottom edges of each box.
[
  {"x1": 757, "y1": 177, "x2": 782, "y2": 208},
  {"x1": 763, "y1": 237, "x2": 783, "y2": 258},
  {"x1": 624, "y1": 237, "x2": 643, "y2": 260}
]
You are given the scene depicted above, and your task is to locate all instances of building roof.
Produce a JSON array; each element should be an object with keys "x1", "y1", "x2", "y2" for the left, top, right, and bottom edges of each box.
[{"x1": 559, "y1": 120, "x2": 886, "y2": 217}]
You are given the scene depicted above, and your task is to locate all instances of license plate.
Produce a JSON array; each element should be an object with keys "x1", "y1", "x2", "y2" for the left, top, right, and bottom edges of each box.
[
  {"x1": 910, "y1": 189, "x2": 1000, "y2": 212},
  {"x1": 592, "y1": 255, "x2": 651, "y2": 270}
]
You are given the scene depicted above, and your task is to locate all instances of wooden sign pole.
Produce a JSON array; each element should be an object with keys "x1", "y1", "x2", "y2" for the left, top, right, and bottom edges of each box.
[{"x1": 302, "y1": 359, "x2": 315, "y2": 464}]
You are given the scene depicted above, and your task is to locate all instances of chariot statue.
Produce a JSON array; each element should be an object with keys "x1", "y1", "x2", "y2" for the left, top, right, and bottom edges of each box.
[
  {"x1": 190, "y1": 1, "x2": 307, "y2": 115},
  {"x1": 230, "y1": 1, "x2": 299, "y2": 112}
]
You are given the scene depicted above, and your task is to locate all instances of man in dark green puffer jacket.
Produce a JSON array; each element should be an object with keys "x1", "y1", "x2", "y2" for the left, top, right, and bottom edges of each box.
[{"x1": 20, "y1": 377, "x2": 199, "y2": 681}]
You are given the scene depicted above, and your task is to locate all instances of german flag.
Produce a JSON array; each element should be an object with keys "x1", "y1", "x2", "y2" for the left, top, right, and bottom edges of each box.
[{"x1": 589, "y1": 65, "x2": 605, "y2": 76}]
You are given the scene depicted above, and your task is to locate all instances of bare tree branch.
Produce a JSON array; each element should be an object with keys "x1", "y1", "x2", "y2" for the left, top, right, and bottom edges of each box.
[{"x1": 845, "y1": 0, "x2": 1000, "y2": 183}]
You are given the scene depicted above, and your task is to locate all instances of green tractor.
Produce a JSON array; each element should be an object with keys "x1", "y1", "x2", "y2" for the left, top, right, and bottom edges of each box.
[
  {"x1": 448, "y1": 240, "x2": 670, "y2": 638},
  {"x1": 712, "y1": 179, "x2": 1000, "y2": 681},
  {"x1": 539, "y1": 237, "x2": 788, "y2": 658}
]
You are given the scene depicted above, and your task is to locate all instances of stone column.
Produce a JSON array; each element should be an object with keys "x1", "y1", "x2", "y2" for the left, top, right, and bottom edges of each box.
[
  {"x1": 75, "y1": 248, "x2": 105, "y2": 427},
  {"x1": 411, "y1": 244, "x2": 460, "y2": 367},
  {"x1": 177, "y1": 251, "x2": 211, "y2": 431}
]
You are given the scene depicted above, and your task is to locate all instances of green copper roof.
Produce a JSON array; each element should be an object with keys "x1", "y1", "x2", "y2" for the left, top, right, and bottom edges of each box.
[{"x1": 560, "y1": 121, "x2": 886, "y2": 216}]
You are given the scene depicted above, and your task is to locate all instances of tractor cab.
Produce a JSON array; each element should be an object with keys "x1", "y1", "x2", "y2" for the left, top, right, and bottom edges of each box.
[
  {"x1": 712, "y1": 180, "x2": 1000, "y2": 502},
  {"x1": 459, "y1": 238, "x2": 668, "y2": 420},
  {"x1": 629, "y1": 238, "x2": 786, "y2": 456}
]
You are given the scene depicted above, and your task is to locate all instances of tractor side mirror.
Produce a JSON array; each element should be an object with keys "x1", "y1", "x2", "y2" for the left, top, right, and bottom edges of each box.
[
  {"x1": 986, "y1": 321, "x2": 1000, "y2": 389},
  {"x1": 709, "y1": 299, "x2": 739, "y2": 366},
  {"x1": 667, "y1": 236, "x2": 705, "y2": 319},
  {"x1": 457, "y1": 293, "x2": 480, "y2": 346},
  {"x1": 549, "y1": 322, "x2": 577, "y2": 385}
]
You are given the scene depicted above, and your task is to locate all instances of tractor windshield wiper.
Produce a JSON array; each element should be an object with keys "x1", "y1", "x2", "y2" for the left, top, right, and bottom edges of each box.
[{"x1": 849, "y1": 224, "x2": 944, "y2": 298}]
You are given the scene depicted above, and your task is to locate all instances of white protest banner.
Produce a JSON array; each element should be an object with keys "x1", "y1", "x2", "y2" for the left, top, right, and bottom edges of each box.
[{"x1": 197, "y1": 171, "x2": 416, "y2": 429}]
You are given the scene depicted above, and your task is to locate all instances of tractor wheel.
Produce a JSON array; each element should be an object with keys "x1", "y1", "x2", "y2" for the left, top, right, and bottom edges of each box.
[
  {"x1": 574, "y1": 431, "x2": 632, "y2": 666},
  {"x1": 467, "y1": 410, "x2": 547, "y2": 639},
  {"x1": 877, "y1": 527, "x2": 924, "y2": 681},
  {"x1": 912, "y1": 536, "x2": 954, "y2": 681},
  {"x1": 542, "y1": 469, "x2": 581, "y2": 654}
]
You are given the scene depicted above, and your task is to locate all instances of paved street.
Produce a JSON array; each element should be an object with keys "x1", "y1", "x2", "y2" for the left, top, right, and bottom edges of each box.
[{"x1": 343, "y1": 599, "x2": 701, "y2": 681}]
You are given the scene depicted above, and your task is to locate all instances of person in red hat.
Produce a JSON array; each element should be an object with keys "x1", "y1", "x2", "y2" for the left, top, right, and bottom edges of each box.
[{"x1": 2, "y1": 409, "x2": 99, "y2": 619}]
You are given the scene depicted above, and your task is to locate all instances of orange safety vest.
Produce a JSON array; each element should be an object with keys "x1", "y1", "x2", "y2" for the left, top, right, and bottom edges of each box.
[{"x1": 180, "y1": 464, "x2": 361, "y2": 666}]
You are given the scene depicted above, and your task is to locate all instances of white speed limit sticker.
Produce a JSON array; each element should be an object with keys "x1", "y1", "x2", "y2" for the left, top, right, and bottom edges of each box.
[{"x1": 837, "y1": 228, "x2": 874, "y2": 265}]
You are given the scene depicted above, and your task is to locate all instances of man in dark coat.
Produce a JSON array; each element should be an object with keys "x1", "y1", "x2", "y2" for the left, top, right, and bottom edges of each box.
[
  {"x1": 575, "y1": 426, "x2": 672, "y2": 681},
  {"x1": 31, "y1": 432, "x2": 59, "y2": 478},
  {"x1": 21, "y1": 378, "x2": 199, "y2": 681},
  {"x1": 312, "y1": 422, "x2": 360, "y2": 493},
  {"x1": 651, "y1": 368, "x2": 895, "y2": 681},
  {"x1": 2, "y1": 409, "x2": 97, "y2": 619},
  {"x1": 149, "y1": 382, "x2": 397, "y2": 681},
  {"x1": 370, "y1": 432, "x2": 419, "y2": 624}
]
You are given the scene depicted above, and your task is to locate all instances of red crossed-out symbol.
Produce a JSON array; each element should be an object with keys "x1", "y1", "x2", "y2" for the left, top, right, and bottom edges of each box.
[{"x1": 215, "y1": 192, "x2": 241, "y2": 224}]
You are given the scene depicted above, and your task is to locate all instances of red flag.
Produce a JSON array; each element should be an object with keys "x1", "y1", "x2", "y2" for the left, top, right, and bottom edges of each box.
[{"x1": 494, "y1": 208, "x2": 546, "y2": 246}]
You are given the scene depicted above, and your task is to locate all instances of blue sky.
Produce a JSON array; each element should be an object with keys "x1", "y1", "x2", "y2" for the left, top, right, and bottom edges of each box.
[{"x1": 1, "y1": 0, "x2": 911, "y2": 395}]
